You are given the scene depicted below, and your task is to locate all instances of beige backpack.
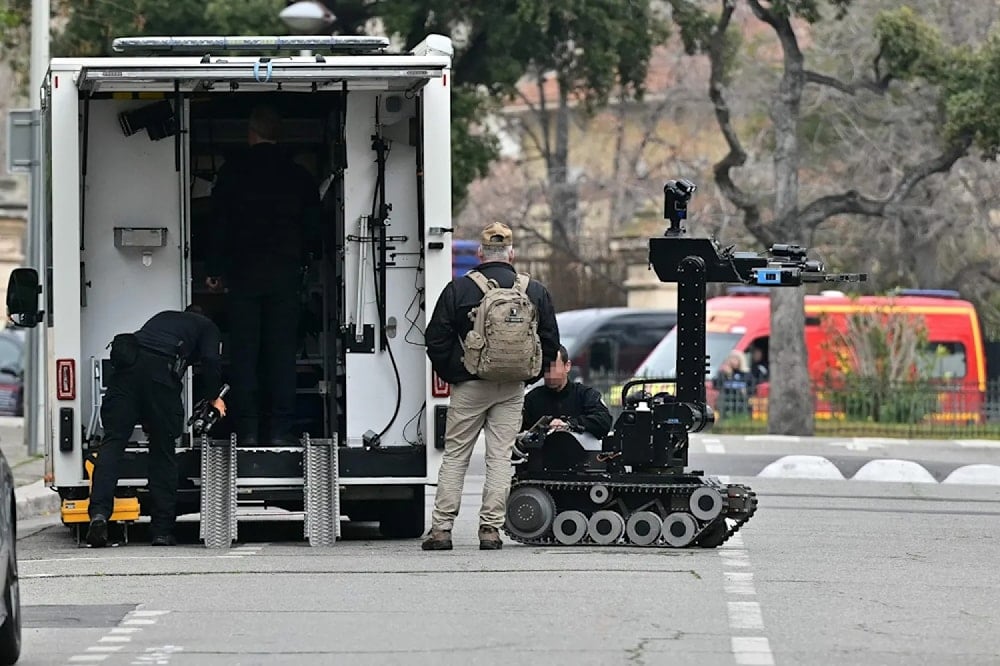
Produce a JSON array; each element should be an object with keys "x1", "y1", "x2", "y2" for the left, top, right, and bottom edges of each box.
[{"x1": 461, "y1": 271, "x2": 542, "y2": 381}]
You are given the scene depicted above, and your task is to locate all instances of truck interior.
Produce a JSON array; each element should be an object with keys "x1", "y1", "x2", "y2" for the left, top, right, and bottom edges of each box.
[{"x1": 186, "y1": 92, "x2": 345, "y2": 446}]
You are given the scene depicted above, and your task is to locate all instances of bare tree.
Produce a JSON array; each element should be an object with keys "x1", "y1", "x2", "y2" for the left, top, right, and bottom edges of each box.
[{"x1": 669, "y1": 0, "x2": 980, "y2": 435}]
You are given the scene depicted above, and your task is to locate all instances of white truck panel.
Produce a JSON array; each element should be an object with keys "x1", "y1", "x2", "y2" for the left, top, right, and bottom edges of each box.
[
  {"x1": 419, "y1": 72, "x2": 453, "y2": 479},
  {"x1": 342, "y1": 92, "x2": 429, "y2": 448},
  {"x1": 49, "y1": 67, "x2": 85, "y2": 486}
]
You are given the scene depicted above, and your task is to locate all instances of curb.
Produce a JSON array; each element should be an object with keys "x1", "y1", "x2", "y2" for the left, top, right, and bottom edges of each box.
[
  {"x1": 14, "y1": 479, "x2": 61, "y2": 521},
  {"x1": 757, "y1": 455, "x2": 1000, "y2": 485}
]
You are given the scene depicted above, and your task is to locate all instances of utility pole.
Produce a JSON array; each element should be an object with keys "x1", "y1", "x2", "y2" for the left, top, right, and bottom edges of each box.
[{"x1": 30, "y1": 0, "x2": 49, "y2": 107}]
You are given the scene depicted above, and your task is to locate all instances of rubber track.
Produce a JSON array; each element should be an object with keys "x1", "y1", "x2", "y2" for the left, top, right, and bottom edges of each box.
[{"x1": 503, "y1": 478, "x2": 758, "y2": 548}]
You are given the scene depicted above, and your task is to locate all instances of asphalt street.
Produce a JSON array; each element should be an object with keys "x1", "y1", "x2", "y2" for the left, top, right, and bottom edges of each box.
[{"x1": 11, "y1": 436, "x2": 1000, "y2": 665}]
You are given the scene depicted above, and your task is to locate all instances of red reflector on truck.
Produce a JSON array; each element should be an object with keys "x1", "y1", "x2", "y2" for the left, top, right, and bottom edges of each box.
[
  {"x1": 56, "y1": 359, "x2": 75, "y2": 400},
  {"x1": 432, "y1": 372, "x2": 450, "y2": 398}
]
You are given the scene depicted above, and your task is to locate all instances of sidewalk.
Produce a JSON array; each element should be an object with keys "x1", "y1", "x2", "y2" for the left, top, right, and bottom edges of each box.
[{"x1": 0, "y1": 416, "x2": 61, "y2": 521}]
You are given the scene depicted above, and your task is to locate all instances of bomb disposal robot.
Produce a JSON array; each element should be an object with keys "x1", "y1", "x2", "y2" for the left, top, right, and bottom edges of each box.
[{"x1": 503, "y1": 179, "x2": 868, "y2": 548}]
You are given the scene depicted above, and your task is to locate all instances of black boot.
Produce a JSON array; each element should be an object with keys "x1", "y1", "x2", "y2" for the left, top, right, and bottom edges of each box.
[
  {"x1": 151, "y1": 534, "x2": 177, "y2": 546},
  {"x1": 86, "y1": 515, "x2": 108, "y2": 547}
]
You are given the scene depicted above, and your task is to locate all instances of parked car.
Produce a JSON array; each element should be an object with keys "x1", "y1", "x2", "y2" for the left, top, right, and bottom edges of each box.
[
  {"x1": 0, "y1": 332, "x2": 23, "y2": 418},
  {"x1": 556, "y1": 307, "x2": 677, "y2": 385},
  {"x1": 0, "y1": 447, "x2": 20, "y2": 664}
]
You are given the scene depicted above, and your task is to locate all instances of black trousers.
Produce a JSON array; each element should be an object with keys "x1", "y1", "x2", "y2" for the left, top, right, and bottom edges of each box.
[
  {"x1": 227, "y1": 285, "x2": 300, "y2": 443},
  {"x1": 89, "y1": 351, "x2": 183, "y2": 536}
]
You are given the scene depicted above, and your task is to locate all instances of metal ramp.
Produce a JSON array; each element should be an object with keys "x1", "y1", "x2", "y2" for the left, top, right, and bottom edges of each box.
[
  {"x1": 303, "y1": 433, "x2": 340, "y2": 546},
  {"x1": 197, "y1": 432, "x2": 339, "y2": 548},
  {"x1": 199, "y1": 433, "x2": 238, "y2": 549}
]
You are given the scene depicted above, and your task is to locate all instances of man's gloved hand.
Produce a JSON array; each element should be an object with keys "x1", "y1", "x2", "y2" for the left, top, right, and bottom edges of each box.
[{"x1": 212, "y1": 398, "x2": 227, "y2": 417}]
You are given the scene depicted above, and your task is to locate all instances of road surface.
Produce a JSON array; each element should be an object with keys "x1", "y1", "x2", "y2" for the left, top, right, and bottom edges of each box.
[{"x1": 11, "y1": 435, "x2": 1000, "y2": 665}]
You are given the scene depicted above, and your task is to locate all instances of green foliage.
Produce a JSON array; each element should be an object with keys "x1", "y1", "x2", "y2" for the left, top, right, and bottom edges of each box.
[
  {"x1": 53, "y1": 0, "x2": 285, "y2": 56},
  {"x1": 766, "y1": 0, "x2": 853, "y2": 23},
  {"x1": 817, "y1": 307, "x2": 947, "y2": 423},
  {"x1": 500, "y1": 0, "x2": 668, "y2": 107},
  {"x1": 51, "y1": 0, "x2": 668, "y2": 211},
  {"x1": 451, "y1": 88, "x2": 500, "y2": 211},
  {"x1": 875, "y1": 6, "x2": 1000, "y2": 156}
]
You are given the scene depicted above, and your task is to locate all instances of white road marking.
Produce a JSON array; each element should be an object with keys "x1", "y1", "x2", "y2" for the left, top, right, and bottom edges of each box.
[
  {"x1": 955, "y1": 439, "x2": 1000, "y2": 448},
  {"x1": 721, "y1": 534, "x2": 773, "y2": 666},
  {"x1": 829, "y1": 439, "x2": 885, "y2": 452},
  {"x1": 705, "y1": 443, "x2": 726, "y2": 454},
  {"x1": 728, "y1": 601, "x2": 765, "y2": 630},
  {"x1": 724, "y1": 572, "x2": 756, "y2": 595},
  {"x1": 720, "y1": 550, "x2": 750, "y2": 568},
  {"x1": 745, "y1": 434, "x2": 801, "y2": 442},
  {"x1": 71, "y1": 609, "x2": 173, "y2": 665},
  {"x1": 732, "y1": 636, "x2": 775, "y2": 665}
]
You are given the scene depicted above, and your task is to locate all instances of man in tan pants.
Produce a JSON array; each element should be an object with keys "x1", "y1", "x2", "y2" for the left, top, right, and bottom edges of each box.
[{"x1": 423, "y1": 222, "x2": 560, "y2": 550}]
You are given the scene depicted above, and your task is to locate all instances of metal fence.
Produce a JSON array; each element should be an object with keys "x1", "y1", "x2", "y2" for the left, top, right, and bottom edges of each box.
[{"x1": 584, "y1": 372, "x2": 1000, "y2": 439}]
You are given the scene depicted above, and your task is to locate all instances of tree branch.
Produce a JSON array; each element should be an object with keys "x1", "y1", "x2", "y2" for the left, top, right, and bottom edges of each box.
[
  {"x1": 518, "y1": 224, "x2": 627, "y2": 294},
  {"x1": 804, "y1": 69, "x2": 891, "y2": 95},
  {"x1": 795, "y1": 136, "x2": 973, "y2": 231},
  {"x1": 945, "y1": 260, "x2": 1000, "y2": 291},
  {"x1": 706, "y1": 0, "x2": 771, "y2": 245},
  {"x1": 511, "y1": 89, "x2": 549, "y2": 160}
]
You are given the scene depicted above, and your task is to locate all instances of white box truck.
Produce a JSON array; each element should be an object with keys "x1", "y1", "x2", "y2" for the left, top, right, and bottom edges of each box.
[{"x1": 5, "y1": 33, "x2": 457, "y2": 542}]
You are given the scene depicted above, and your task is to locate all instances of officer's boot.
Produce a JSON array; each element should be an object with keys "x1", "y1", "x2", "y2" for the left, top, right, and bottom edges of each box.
[
  {"x1": 86, "y1": 514, "x2": 108, "y2": 547},
  {"x1": 421, "y1": 528, "x2": 453, "y2": 551},
  {"x1": 478, "y1": 525, "x2": 503, "y2": 550}
]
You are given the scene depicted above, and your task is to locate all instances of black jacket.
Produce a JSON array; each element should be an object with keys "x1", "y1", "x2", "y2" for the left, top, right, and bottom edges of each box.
[
  {"x1": 425, "y1": 262, "x2": 559, "y2": 385},
  {"x1": 134, "y1": 311, "x2": 223, "y2": 399},
  {"x1": 206, "y1": 143, "x2": 323, "y2": 292},
  {"x1": 521, "y1": 381, "x2": 613, "y2": 439}
]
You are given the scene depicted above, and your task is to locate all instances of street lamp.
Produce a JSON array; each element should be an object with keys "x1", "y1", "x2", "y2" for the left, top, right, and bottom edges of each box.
[{"x1": 279, "y1": 1, "x2": 335, "y2": 35}]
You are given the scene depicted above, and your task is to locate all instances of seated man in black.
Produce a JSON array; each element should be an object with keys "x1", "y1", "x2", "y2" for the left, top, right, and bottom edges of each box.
[{"x1": 521, "y1": 345, "x2": 613, "y2": 439}]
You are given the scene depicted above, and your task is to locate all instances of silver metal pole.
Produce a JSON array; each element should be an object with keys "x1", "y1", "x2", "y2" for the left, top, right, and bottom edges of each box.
[{"x1": 29, "y1": 0, "x2": 49, "y2": 108}]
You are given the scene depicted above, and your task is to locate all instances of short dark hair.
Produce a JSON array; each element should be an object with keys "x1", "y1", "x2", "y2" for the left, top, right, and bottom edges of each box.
[
  {"x1": 557, "y1": 345, "x2": 570, "y2": 363},
  {"x1": 184, "y1": 304, "x2": 204, "y2": 315},
  {"x1": 249, "y1": 104, "x2": 281, "y2": 141}
]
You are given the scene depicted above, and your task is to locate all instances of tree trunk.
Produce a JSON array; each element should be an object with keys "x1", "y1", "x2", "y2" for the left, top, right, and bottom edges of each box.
[
  {"x1": 547, "y1": 80, "x2": 579, "y2": 246},
  {"x1": 763, "y1": 7, "x2": 815, "y2": 436}
]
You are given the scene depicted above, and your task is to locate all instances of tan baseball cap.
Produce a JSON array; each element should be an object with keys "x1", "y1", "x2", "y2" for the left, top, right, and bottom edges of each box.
[{"x1": 480, "y1": 222, "x2": 513, "y2": 247}]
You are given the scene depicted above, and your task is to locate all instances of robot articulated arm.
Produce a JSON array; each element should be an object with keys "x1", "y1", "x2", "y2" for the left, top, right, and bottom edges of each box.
[{"x1": 604, "y1": 180, "x2": 868, "y2": 472}]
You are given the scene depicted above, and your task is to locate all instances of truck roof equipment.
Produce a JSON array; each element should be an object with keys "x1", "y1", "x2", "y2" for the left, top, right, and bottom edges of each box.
[{"x1": 111, "y1": 35, "x2": 391, "y2": 55}]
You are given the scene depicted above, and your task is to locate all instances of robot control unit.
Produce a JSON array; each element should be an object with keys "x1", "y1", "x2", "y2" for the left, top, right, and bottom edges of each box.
[{"x1": 503, "y1": 178, "x2": 868, "y2": 548}]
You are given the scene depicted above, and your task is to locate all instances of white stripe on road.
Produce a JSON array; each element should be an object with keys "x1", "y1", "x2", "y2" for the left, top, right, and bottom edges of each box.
[
  {"x1": 955, "y1": 439, "x2": 1000, "y2": 448},
  {"x1": 728, "y1": 601, "x2": 765, "y2": 630},
  {"x1": 724, "y1": 572, "x2": 756, "y2": 595},
  {"x1": 745, "y1": 434, "x2": 801, "y2": 442},
  {"x1": 722, "y1": 533, "x2": 773, "y2": 665},
  {"x1": 705, "y1": 443, "x2": 726, "y2": 454},
  {"x1": 732, "y1": 636, "x2": 775, "y2": 665}
]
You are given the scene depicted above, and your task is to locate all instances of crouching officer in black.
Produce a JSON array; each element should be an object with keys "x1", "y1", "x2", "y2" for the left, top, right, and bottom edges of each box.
[
  {"x1": 521, "y1": 345, "x2": 613, "y2": 439},
  {"x1": 87, "y1": 305, "x2": 225, "y2": 547}
]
